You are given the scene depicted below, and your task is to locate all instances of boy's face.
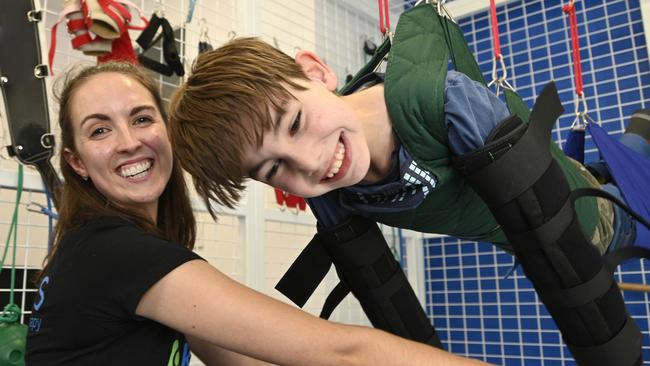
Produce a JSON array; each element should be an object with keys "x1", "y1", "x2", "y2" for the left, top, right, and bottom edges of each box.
[{"x1": 243, "y1": 76, "x2": 371, "y2": 198}]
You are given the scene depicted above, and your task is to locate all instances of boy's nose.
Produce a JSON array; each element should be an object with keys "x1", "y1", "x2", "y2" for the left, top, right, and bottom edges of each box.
[{"x1": 291, "y1": 147, "x2": 322, "y2": 178}]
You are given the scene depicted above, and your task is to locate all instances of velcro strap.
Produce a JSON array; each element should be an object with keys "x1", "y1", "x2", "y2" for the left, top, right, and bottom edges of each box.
[
  {"x1": 323, "y1": 222, "x2": 387, "y2": 270},
  {"x1": 568, "y1": 317, "x2": 642, "y2": 366},
  {"x1": 67, "y1": 18, "x2": 86, "y2": 32},
  {"x1": 136, "y1": 14, "x2": 184, "y2": 76},
  {"x1": 604, "y1": 246, "x2": 650, "y2": 270},
  {"x1": 572, "y1": 187, "x2": 650, "y2": 232},
  {"x1": 319, "y1": 281, "x2": 350, "y2": 319},
  {"x1": 463, "y1": 82, "x2": 564, "y2": 207},
  {"x1": 357, "y1": 267, "x2": 405, "y2": 302},
  {"x1": 510, "y1": 198, "x2": 574, "y2": 250},
  {"x1": 539, "y1": 266, "x2": 612, "y2": 308},
  {"x1": 136, "y1": 14, "x2": 161, "y2": 48},
  {"x1": 275, "y1": 235, "x2": 332, "y2": 308},
  {"x1": 159, "y1": 17, "x2": 184, "y2": 76},
  {"x1": 317, "y1": 214, "x2": 372, "y2": 243},
  {"x1": 71, "y1": 33, "x2": 93, "y2": 49},
  {"x1": 137, "y1": 54, "x2": 173, "y2": 76}
]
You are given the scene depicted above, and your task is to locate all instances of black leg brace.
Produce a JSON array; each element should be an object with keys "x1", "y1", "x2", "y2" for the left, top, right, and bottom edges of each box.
[
  {"x1": 276, "y1": 215, "x2": 442, "y2": 348},
  {"x1": 453, "y1": 82, "x2": 642, "y2": 366}
]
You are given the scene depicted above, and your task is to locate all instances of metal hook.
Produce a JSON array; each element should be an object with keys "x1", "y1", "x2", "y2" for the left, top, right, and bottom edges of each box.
[
  {"x1": 199, "y1": 18, "x2": 210, "y2": 43},
  {"x1": 228, "y1": 30, "x2": 237, "y2": 41},
  {"x1": 570, "y1": 91, "x2": 595, "y2": 129},
  {"x1": 487, "y1": 55, "x2": 516, "y2": 96},
  {"x1": 155, "y1": 0, "x2": 165, "y2": 18},
  {"x1": 40, "y1": 133, "x2": 55, "y2": 149},
  {"x1": 431, "y1": 0, "x2": 456, "y2": 23},
  {"x1": 26, "y1": 201, "x2": 59, "y2": 219}
]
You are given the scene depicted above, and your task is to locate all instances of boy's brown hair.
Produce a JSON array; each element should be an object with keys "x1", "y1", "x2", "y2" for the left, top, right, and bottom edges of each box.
[{"x1": 169, "y1": 37, "x2": 308, "y2": 218}]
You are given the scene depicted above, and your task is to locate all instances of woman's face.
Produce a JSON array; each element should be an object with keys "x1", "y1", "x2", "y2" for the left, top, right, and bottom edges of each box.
[{"x1": 64, "y1": 72, "x2": 173, "y2": 221}]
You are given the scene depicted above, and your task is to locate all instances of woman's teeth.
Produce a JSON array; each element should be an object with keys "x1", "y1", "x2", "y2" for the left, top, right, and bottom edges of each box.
[
  {"x1": 326, "y1": 142, "x2": 345, "y2": 178},
  {"x1": 119, "y1": 160, "x2": 152, "y2": 178}
]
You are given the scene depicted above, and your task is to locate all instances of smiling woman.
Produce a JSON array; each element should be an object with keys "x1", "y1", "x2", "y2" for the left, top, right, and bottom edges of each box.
[
  {"x1": 25, "y1": 62, "x2": 492, "y2": 366},
  {"x1": 63, "y1": 72, "x2": 173, "y2": 221}
]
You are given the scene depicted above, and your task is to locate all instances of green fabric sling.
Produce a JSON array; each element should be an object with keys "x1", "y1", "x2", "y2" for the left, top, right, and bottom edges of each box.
[{"x1": 340, "y1": 4, "x2": 597, "y2": 244}]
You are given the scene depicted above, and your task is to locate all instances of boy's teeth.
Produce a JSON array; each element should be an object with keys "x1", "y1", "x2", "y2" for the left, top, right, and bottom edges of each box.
[
  {"x1": 326, "y1": 142, "x2": 345, "y2": 178},
  {"x1": 120, "y1": 160, "x2": 152, "y2": 178}
]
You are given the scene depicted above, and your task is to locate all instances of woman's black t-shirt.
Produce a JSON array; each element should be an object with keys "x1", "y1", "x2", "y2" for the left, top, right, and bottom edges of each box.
[{"x1": 26, "y1": 216, "x2": 203, "y2": 365}]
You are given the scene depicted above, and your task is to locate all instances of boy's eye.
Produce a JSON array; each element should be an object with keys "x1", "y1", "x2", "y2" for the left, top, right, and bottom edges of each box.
[
  {"x1": 290, "y1": 111, "x2": 301, "y2": 135},
  {"x1": 266, "y1": 160, "x2": 281, "y2": 181}
]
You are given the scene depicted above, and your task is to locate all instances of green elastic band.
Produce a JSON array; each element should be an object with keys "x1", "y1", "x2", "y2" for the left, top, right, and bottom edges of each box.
[{"x1": 0, "y1": 164, "x2": 24, "y2": 324}]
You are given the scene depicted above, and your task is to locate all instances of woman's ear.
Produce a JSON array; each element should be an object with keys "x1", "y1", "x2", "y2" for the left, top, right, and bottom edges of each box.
[
  {"x1": 294, "y1": 50, "x2": 338, "y2": 92},
  {"x1": 63, "y1": 148, "x2": 88, "y2": 178}
]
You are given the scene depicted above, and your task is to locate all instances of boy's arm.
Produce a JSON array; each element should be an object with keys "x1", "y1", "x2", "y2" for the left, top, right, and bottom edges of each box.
[
  {"x1": 444, "y1": 71, "x2": 510, "y2": 155},
  {"x1": 306, "y1": 191, "x2": 352, "y2": 227}
]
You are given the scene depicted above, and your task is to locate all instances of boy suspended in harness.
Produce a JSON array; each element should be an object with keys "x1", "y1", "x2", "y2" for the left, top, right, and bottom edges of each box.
[{"x1": 169, "y1": 4, "x2": 650, "y2": 365}]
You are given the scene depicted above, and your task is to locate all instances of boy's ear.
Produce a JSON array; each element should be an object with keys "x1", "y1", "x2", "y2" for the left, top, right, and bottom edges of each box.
[
  {"x1": 63, "y1": 148, "x2": 88, "y2": 178},
  {"x1": 294, "y1": 50, "x2": 338, "y2": 92}
]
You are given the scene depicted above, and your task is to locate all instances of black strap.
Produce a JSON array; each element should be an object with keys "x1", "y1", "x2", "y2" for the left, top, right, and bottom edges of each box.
[
  {"x1": 136, "y1": 14, "x2": 184, "y2": 77},
  {"x1": 275, "y1": 234, "x2": 332, "y2": 307},
  {"x1": 604, "y1": 246, "x2": 650, "y2": 270},
  {"x1": 319, "y1": 282, "x2": 350, "y2": 319},
  {"x1": 569, "y1": 317, "x2": 642, "y2": 366},
  {"x1": 540, "y1": 266, "x2": 612, "y2": 308},
  {"x1": 571, "y1": 187, "x2": 650, "y2": 232}
]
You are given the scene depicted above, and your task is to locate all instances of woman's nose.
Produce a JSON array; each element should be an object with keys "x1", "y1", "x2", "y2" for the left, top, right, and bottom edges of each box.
[{"x1": 116, "y1": 126, "x2": 142, "y2": 152}]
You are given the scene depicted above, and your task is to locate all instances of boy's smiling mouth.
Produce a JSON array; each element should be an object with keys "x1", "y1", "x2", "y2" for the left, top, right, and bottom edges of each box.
[{"x1": 321, "y1": 135, "x2": 350, "y2": 183}]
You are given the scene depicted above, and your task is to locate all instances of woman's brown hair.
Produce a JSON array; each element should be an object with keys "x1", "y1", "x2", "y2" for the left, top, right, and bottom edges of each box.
[{"x1": 36, "y1": 62, "x2": 196, "y2": 282}]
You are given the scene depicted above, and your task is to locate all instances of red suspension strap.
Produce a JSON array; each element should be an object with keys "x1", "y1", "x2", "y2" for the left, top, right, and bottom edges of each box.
[
  {"x1": 487, "y1": 0, "x2": 514, "y2": 94},
  {"x1": 563, "y1": 0, "x2": 592, "y2": 126},
  {"x1": 489, "y1": 0, "x2": 501, "y2": 60},
  {"x1": 563, "y1": 0, "x2": 584, "y2": 97},
  {"x1": 378, "y1": 0, "x2": 390, "y2": 36}
]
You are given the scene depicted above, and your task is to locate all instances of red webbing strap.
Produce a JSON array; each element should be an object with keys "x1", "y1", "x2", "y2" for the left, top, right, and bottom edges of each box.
[
  {"x1": 563, "y1": 1, "x2": 584, "y2": 96},
  {"x1": 378, "y1": 0, "x2": 390, "y2": 35},
  {"x1": 48, "y1": 22, "x2": 60, "y2": 75},
  {"x1": 489, "y1": 0, "x2": 502, "y2": 60}
]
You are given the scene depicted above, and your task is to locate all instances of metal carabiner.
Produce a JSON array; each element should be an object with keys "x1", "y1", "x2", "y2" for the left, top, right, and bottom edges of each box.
[{"x1": 487, "y1": 55, "x2": 515, "y2": 96}]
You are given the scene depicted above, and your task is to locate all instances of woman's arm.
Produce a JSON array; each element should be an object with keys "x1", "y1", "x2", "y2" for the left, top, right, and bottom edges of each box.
[
  {"x1": 187, "y1": 334, "x2": 270, "y2": 366},
  {"x1": 136, "y1": 259, "x2": 490, "y2": 366}
]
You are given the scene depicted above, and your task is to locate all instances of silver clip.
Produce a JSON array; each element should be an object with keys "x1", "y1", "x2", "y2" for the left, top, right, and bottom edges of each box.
[
  {"x1": 487, "y1": 55, "x2": 516, "y2": 96},
  {"x1": 27, "y1": 10, "x2": 42, "y2": 22},
  {"x1": 41, "y1": 133, "x2": 55, "y2": 149},
  {"x1": 199, "y1": 18, "x2": 210, "y2": 43},
  {"x1": 34, "y1": 64, "x2": 49, "y2": 79}
]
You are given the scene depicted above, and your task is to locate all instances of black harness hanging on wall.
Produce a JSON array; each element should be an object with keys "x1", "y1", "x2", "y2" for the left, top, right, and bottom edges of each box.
[
  {"x1": 0, "y1": 0, "x2": 61, "y2": 207},
  {"x1": 136, "y1": 14, "x2": 184, "y2": 77}
]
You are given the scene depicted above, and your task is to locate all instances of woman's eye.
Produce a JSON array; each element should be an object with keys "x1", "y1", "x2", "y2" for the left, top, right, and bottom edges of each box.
[
  {"x1": 266, "y1": 160, "x2": 281, "y2": 181},
  {"x1": 134, "y1": 116, "x2": 153, "y2": 125},
  {"x1": 290, "y1": 111, "x2": 301, "y2": 135},
  {"x1": 90, "y1": 127, "x2": 107, "y2": 137}
]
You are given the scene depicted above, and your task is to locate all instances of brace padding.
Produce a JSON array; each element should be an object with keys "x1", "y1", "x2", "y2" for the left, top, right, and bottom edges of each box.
[
  {"x1": 452, "y1": 82, "x2": 642, "y2": 366},
  {"x1": 318, "y1": 215, "x2": 443, "y2": 348}
]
